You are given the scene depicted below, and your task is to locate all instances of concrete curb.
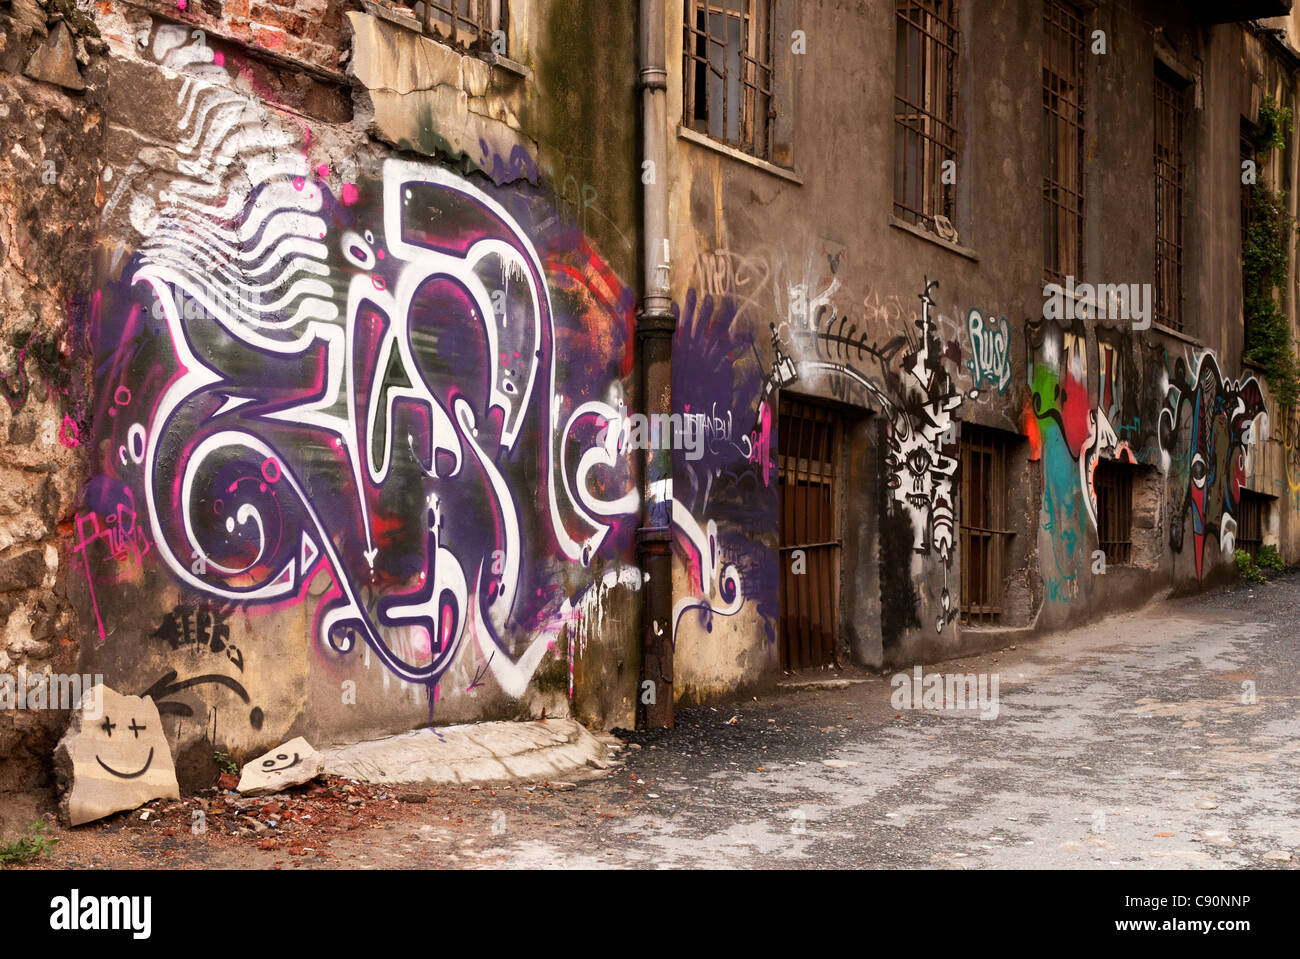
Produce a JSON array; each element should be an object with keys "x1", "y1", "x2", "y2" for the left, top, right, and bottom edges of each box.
[{"x1": 322, "y1": 718, "x2": 623, "y2": 786}]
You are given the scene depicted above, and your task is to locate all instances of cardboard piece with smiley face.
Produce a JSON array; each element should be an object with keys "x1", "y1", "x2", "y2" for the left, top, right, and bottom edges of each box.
[
  {"x1": 236, "y1": 736, "x2": 324, "y2": 797},
  {"x1": 53, "y1": 684, "x2": 180, "y2": 826}
]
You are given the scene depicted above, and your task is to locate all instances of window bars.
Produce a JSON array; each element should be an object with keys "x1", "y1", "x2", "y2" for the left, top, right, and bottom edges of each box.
[
  {"x1": 683, "y1": 0, "x2": 776, "y2": 161},
  {"x1": 417, "y1": 0, "x2": 507, "y2": 53},
  {"x1": 894, "y1": 0, "x2": 959, "y2": 231},
  {"x1": 1154, "y1": 71, "x2": 1186, "y2": 332},
  {"x1": 1094, "y1": 461, "x2": 1133, "y2": 566},
  {"x1": 1236, "y1": 491, "x2": 1267, "y2": 560},
  {"x1": 1043, "y1": 0, "x2": 1086, "y2": 286},
  {"x1": 777, "y1": 398, "x2": 842, "y2": 670},
  {"x1": 960, "y1": 425, "x2": 1011, "y2": 625}
]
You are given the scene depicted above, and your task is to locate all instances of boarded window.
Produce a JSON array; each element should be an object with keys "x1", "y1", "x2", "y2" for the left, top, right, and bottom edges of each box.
[
  {"x1": 894, "y1": 0, "x2": 959, "y2": 231},
  {"x1": 778, "y1": 398, "x2": 842, "y2": 670},
  {"x1": 960, "y1": 425, "x2": 1012, "y2": 625},
  {"x1": 1094, "y1": 460, "x2": 1133, "y2": 565},
  {"x1": 684, "y1": 0, "x2": 775, "y2": 161},
  {"x1": 1043, "y1": 0, "x2": 1085, "y2": 285},
  {"x1": 1154, "y1": 69, "x2": 1187, "y2": 332}
]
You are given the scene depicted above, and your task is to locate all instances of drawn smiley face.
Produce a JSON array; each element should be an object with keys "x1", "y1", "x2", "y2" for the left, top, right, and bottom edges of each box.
[
  {"x1": 93, "y1": 714, "x2": 155, "y2": 779},
  {"x1": 261, "y1": 752, "x2": 301, "y2": 774}
]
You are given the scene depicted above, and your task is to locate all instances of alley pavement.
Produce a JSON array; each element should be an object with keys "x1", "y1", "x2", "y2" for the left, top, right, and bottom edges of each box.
[{"x1": 22, "y1": 568, "x2": 1300, "y2": 870}]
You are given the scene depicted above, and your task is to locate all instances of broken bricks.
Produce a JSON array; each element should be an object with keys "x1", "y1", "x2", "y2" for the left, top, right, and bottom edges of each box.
[
  {"x1": 53, "y1": 684, "x2": 179, "y2": 827},
  {"x1": 237, "y1": 736, "x2": 325, "y2": 797}
]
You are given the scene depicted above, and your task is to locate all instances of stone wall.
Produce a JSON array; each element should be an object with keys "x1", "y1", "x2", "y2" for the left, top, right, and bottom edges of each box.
[{"x1": 0, "y1": 0, "x2": 104, "y2": 796}]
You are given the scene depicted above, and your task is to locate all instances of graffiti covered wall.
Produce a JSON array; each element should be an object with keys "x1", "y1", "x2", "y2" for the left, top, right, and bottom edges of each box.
[
  {"x1": 3, "y1": 0, "x2": 1294, "y2": 788},
  {"x1": 41, "y1": 7, "x2": 655, "y2": 776}
]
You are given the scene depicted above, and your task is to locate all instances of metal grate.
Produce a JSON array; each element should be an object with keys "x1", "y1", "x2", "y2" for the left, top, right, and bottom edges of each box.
[
  {"x1": 1043, "y1": 0, "x2": 1086, "y2": 286},
  {"x1": 683, "y1": 0, "x2": 775, "y2": 161},
  {"x1": 777, "y1": 398, "x2": 842, "y2": 670},
  {"x1": 1236, "y1": 491, "x2": 1267, "y2": 560},
  {"x1": 1154, "y1": 70, "x2": 1186, "y2": 332},
  {"x1": 959, "y1": 425, "x2": 1011, "y2": 625},
  {"x1": 1094, "y1": 460, "x2": 1133, "y2": 565},
  {"x1": 894, "y1": 0, "x2": 959, "y2": 231},
  {"x1": 417, "y1": 0, "x2": 507, "y2": 53}
]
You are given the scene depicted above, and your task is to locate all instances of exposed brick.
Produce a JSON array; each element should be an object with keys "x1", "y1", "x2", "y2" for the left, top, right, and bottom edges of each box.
[
  {"x1": 249, "y1": 5, "x2": 306, "y2": 34},
  {"x1": 225, "y1": 0, "x2": 250, "y2": 17},
  {"x1": 282, "y1": 34, "x2": 310, "y2": 63},
  {"x1": 252, "y1": 24, "x2": 287, "y2": 52}
]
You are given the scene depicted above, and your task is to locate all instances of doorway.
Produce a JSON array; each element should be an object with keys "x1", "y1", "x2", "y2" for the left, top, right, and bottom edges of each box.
[{"x1": 778, "y1": 396, "x2": 843, "y2": 669}]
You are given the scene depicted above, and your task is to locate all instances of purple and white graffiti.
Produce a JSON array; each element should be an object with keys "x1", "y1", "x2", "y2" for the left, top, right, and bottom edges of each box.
[{"x1": 93, "y1": 156, "x2": 647, "y2": 700}]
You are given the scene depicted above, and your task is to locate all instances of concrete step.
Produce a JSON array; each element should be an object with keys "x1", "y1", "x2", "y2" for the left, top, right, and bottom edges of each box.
[{"x1": 321, "y1": 718, "x2": 621, "y2": 787}]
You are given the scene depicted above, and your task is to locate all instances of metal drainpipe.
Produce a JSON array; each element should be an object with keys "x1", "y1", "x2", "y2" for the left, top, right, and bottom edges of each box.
[{"x1": 637, "y1": 0, "x2": 675, "y2": 730}]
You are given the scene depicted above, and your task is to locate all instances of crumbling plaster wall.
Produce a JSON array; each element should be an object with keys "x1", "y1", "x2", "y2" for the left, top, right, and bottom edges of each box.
[{"x1": 1, "y1": 0, "x2": 644, "y2": 800}]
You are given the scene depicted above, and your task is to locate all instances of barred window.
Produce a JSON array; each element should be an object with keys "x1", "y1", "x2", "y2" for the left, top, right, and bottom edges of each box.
[
  {"x1": 1094, "y1": 460, "x2": 1133, "y2": 566},
  {"x1": 683, "y1": 0, "x2": 775, "y2": 161},
  {"x1": 1043, "y1": 0, "x2": 1085, "y2": 286},
  {"x1": 960, "y1": 425, "x2": 1013, "y2": 626},
  {"x1": 1236, "y1": 491, "x2": 1268, "y2": 560},
  {"x1": 1154, "y1": 70, "x2": 1187, "y2": 332},
  {"x1": 416, "y1": 0, "x2": 508, "y2": 53},
  {"x1": 894, "y1": 0, "x2": 959, "y2": 232}
]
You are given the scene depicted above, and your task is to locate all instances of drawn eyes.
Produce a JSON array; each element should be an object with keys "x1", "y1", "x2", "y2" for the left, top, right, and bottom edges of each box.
[
  {"x1": 100, "y1": 716, "x2": 147, "y2": 738},
  {"x1": 907, "y1": 448, "x2": 932, "y2": 476},
  {"x1": 263, "y1": 753, "x2": 290, "y2": 769}
]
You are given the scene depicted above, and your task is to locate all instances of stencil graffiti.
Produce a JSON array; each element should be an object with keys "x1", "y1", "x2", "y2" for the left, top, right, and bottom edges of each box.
[
  {"x1": 1161, "y1": 352, "x2": 1267, "y2": 580},
  {"x1": 671, "y1": 290, "x2": 771, "y2": 642},
  {"x1": 86, "y1": 25, "x2": 657, "y2": 710},
  {"x1": 965, "y1": 308, "x2": 1012, "y2": 396},
  {"x1": 770, "y1": 266, "x2": 967, "y2": 633},
  {"x1": 1026, "y1": 319, "x2": 1138, "y2": 564}
]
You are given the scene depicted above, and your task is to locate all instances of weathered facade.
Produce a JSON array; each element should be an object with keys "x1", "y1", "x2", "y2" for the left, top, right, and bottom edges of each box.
[
  {"x1": 663, "y1": 0, "x2": 1300, "y2": 692},
  {"x1": 1, "y1": 0, "x2": 1299, "y2": 795}
]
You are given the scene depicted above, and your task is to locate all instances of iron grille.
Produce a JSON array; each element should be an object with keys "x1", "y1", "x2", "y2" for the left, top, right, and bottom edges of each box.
[
  {"x1": 960, "y1": 425, "x2": 1011, "y2": 625},
  {"x1": 777, "y1": 398, "x2": 842, "y2": 670},
  {"x1": 894, "y1": 0, "x2": 959, "y2": 231},
  {"x1": 417, "y1": 0, "x2": 507, "y2": 53},
  {"x1": 1043, "y1": 0, "x2": 1086, "y2": 286},
  {"x1": 683, "y1": 0, "x2": 775, "y2": 161},
  {"x1": 1094, "y1": 460, "x2": 1133, "y2": 565},
  {"x1": 1154, "y1": 70, "x2": 1186, "y2": 332},
  {"x1": 1236, "y1": 491, "x2": 1267, "y2": 560}
]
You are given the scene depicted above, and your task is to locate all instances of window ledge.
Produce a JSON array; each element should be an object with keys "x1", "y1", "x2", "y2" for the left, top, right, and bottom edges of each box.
[
  {"x1": 677, "y1": 125, "x2": 803, "y2": 184},
  {"x1": 888, "y1": 214, "x2": 979, "y2": 261},
  {"x1": 483, "y1": 52, "x2": 531, "y2": 80},
  {"x1": 1150, "y1": 323, "x2": 1202, "y2": 347}
]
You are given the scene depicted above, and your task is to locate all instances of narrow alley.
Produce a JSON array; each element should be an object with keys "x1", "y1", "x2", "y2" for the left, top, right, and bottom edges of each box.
[{"x1": 24, "y1": 570, "x2": 1300, "y2": 871}]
